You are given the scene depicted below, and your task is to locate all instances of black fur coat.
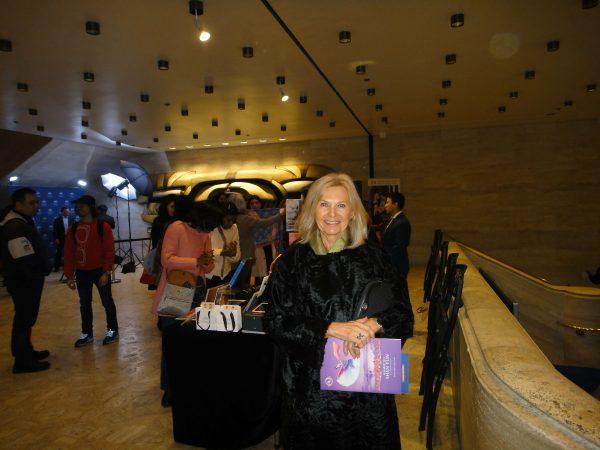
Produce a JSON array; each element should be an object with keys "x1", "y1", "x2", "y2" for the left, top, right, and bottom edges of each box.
[{"x1": 265, "y1": 242, "x2": 414, "y2": 449}]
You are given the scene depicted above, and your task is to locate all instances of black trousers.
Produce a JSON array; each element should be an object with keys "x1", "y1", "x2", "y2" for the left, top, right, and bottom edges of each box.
[
  {"x1": 6, "y1": 277, "x2": 45, "y2": 363},
  {"x1": 54, "y1": 241, "x2": 64, "y2": 270},
  {"x1": 75, "y1": 268, "x2": 118, "y2": 335}
]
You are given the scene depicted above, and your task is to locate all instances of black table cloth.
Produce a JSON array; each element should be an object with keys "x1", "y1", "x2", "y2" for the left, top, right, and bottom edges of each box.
[{"x1": 163, "y1": 323, "x2": 280, "y2": 448}]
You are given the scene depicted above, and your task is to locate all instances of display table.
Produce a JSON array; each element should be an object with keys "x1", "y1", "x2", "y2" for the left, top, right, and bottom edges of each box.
[{"x1": 163, "y1": 323, "x2": 281, "y2": 448}]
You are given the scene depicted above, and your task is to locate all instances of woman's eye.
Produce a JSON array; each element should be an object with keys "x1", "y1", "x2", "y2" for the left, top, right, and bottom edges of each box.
[
  {"x1": 337, "y1": 203, "x2": 346, "y2": 208},
  {"x1": 320, "y1": 202, "x2": 328, "y2": 207}
]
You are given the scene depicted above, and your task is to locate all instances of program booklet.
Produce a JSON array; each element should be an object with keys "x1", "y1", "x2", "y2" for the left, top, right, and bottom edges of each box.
[{"x1": 320, "y1": 337, "x2": 408, "y2": 394}]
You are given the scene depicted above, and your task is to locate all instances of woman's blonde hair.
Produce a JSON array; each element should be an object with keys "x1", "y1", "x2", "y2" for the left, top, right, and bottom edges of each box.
[{"x1": 297, "y1": 172, "x2": 368, "y2": 249}]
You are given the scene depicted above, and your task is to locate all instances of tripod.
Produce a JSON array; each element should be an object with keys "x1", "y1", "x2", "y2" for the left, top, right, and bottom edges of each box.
[{"x1": 122, "y1": 185, "x2": 144, "y2": 269}]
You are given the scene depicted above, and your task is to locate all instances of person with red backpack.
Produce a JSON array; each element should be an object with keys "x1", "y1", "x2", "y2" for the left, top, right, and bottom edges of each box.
[{"x1": 64, "y1": 195, "x2": 119, "y2": 347}]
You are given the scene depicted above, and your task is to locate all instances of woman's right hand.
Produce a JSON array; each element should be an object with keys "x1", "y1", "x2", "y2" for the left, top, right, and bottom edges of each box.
[{"x1": 325, "y1": 318, "x2": 375, "y2": 348}]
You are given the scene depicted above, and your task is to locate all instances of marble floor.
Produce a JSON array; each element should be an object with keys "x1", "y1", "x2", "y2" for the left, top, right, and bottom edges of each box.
[{"x1": 0, "y1": 267, "x2": 458, "y2": 449}]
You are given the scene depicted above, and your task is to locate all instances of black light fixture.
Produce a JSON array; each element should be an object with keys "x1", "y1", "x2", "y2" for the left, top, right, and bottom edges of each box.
[
  {"x1": 329, "y1": 121, "x2": 336, "y2": 127},
  {"x1": 439, "y1": 98, "x2": 448, "y2": 106},
  {"x1": 355, "y1": 65, "x2": 366, "y2": 75},
  {"x1": 582, "y1": 0, "x2": 598, "y2": 8},
  {"x1": 442, "y1": 79, "x2": 451, "y2": 88},
  {"x1": 564, "y1": 100, "x2": 573, "y2": 107},
  {"x1": 498, "y1": 106, "x2": 506, "y2": 113},
  {"x1": 445, "y1": 53, "x2": 457, "y2": 64},
  {"x1": 299, "y1": 94, "x2": 308, "y2": 103},
  {"x1": 237, "y1": 98, "x2": 245, "y2": 110},
  {"x1": 181, "y1": 107, "x2": 189, "y2": 116},
  {"x1": 212, "y1": 118, "x2": 218, "y2": 127},
  {"x1": 450, "y1": 13, "x2": 464, "y2": 28},
  {"x1": 242, "y1": 46, "x2": 254, "y2": 58},
  {"x1": 438, "y1": 112, "x2": 445, "y2": 118},
  {"x1": 17, "y1": 82, "x2": 28, "y2": 92},
  {"x1": 205, "y1": 84, "x2": 214, "y2": 94},
  {"x1": 547, "y1": 40, "x2": 560, "y2": 52},
  {"x1": 129, "y1": 114, "x2": 137, "y2": 122},
  {"x1": 316, "y1": 110, "x2": 324, "y2": 117},
  {"x1": 28, "y1": 108, "x2": 38, "y2": 116},
  {"x1": 81, "y1": 118, "x2": 89, "y2": 127},
  {"x1": 381, "y1": 116, "x2": 388, "y2": 124},
  {"x1": 85, "y1": 21, "x2": 100, "y2": 35},
  {"x1": 140, "y1": 93, "x2": 150, "y2": 102},
  {"x1": 116, "y1": 140, "x2": 121, "y2": 146},
  {"x1": 375, "y1": 104, "x2": 383, "y2": 111},
  {"x1": 37, "y1": 125, "x2": 44, "y2": 132},
  {"x1": 81, "y1": 132, "x2": 87, "y2": 140},
  {"x1": 153, "y1": 137, "x2": 159, "y2": 142},
  {"x1": 586, "y1": 83, "x2": 596, "y2": 92},
  {"x1": 339, "y1": 30, "x2": 351, "y2": 44},
  {"x1": 193, "y1": 132, "x2": 198, "y2": 139},
  {"x1": 262, "y1": 112, "x2": 269, "y2": 122},
  {"x1": 158, "y1": 59, "x2": 169, "y2": 70},
  {"x1": 235, "y1": 129, "x2": 241, "y2": 136},
  {"x1": 525, "y1": 70, "x2": 536, "y2": 80},
  {"x1": 280, "y1": 124, "x2": 287, "y2": 132},
  {"x1": 83, "y1": 72, "x2": 95, "y2": 82},
  {"x1": 0, "y1": 39, "x2": 12, "y2": 52},
  {"x1": 82, "y1": 101, "x2": 91, "y2": 109},
  {"x1": 509, "y1": 91, "x2": 519, "y2": 99},
  {"x1": 189, "y1": 0, "x2": 204, "y2": 15},
  {"x1": 276, "y1": 75, "x2": 286, "y2": 85},
  {"x1": 121, "y1": 128, "x2": 128, "y2": 136},
  {"x1": 367, "y1": 88, "x2": 376, "y2": 96},
  {"x1": 164, "y1": 124, "x2": 171, "y2": 132}
]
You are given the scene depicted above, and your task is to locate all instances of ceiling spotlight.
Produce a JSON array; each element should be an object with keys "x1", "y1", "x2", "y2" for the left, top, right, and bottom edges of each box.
[
  {"x1": 525, "y1": 70, "x2": 536, "y2": 80},
  {"x1": 437, "y1": 112, "x2": 445, "y2": 118},
  {"x1": 121, "y1": 129, "x2": 128, "y2": 136},
  {"x1": 281, "y1": 124, "x2": 287, "y2": 132},
  {"x1": 158, "y1": 60, "x2": 169, "y2": 70},
  {"x1": 81, "y1": 119, "x2": 89, "y2": 127},
  {"x1": 82, "y1": 101, "x2": 91, "y2": 109},
  {"x1": 445, "y1": 53, "x2": 457, "y2": 64},
  {"x1": 83, "y1": 72, "x2": 95, "y2": 82},
  {"x1": 276, "y1": 75, "x2": 286, "y2": 85},
  {"x1": 329, "y1": 121, "x2": 336, "y2": 127},
  {"x1": 355, "y1": 65, "x2": 366, "y2": 75},
  {"x1": 222, "y1": 142, "x2": 229, "y2": 146},
  {"x1": 193, "y1": 132, "x2": 198, "y2": 139},
  {"x1": 17, "y1": 82, "x2": 28, "y2": 92},
  {"x1": 509, "y1": 91, "x2": 519, "y2": 99},
  {"x1": 140, "y1": 93, "x2": 150, "y2": 102},
  {"x1": 165, "y1": 124, "x2": 171, "y2": 132},
  {"x1": 238, "y1": 99, "x2": 245, "y2": 110},
  {"x1": 199, "y1": 31, "x2": 211, "y2": 42},
  {"x1": 85, "y1": 21, "x2": 100, "y2": 35},
  {"x1": 381, "y1": 116, "x2": 388, "y2": 124},
  {"x1": 212, "y1": 118, "x2": 218, "y2": 127},
  {"x1": 81, "y1": 132, "x2": 87, "y2": 140},
  {"x1": 235, "y1": 129, "x2": 241, "y2": 136},
  {"x1": 153, "y1": 137, "x2": 159, "y2": 142},
  {"x1": 129, "y1": 114, "x2": 137, "y2": 122},
  {"x1": 36, "y1": 125, "x2": 45, "y2": 132},
  {"x1": 299, "y1": 94, "x2": 308, "y2": 103},
  {"x1": 439, "y1": 98, "x2": 448, "y2": 106},
  {"x1": 339, "y1": 30, "x2": 351, "y2": 44},
  {"x1": 0, "y1": 39, "x2": 12, "y2": 52},
  {"x1": 367, "y1": 88, "x2": 376, "y2": 96},
  {"x1": 375, "y1": 104, "x2": 383, "y2": 111},
  {"x1": 547, "y1": 40, "x2": 560, "y2": 52},
  {"x1": 316, "y1": 110, "x2": 324, "y2": 117},
  {"x1": 564, "y1": 100, "x2": 573, "y2": 107},
  {"x1": 498, "y1": 106, "x2": 506, "y2": 113},
  {"x1": 242, "y1": 46, "x2": 254, "y2": 58},
  {"x1": 586, "y1": 83, "x2": 596, "y2": 92},
  {"x1": 28, "y1": 108, "x2": 38, "y2": 116},
  {"x1": 77, "y1": 180, "x2": 87, "y2": 187},
  {"x1": 582, "y1": 0, "x2": 598, "y2": 8},
  {"x1": 181, "y1": 108, "x2": 189, "y2": 116},
  {"x1": 442, "y1": 79, "x2": 451, "y2": 88},
  {"x1": 262, "y1": 113, "x2": 269, "y2": 122},
  {"x1": 281, "y1": 91, "x2": 289, "y2": 102},
  {"x1": 9, "y1": 176, "x2": 19, "y2": 182},
  {"x1": 450, "y1": 13, "x2": 464, "y2": 28},
  {"x1": 205, "y1": 84, "x2": 214, "y2": 94}
]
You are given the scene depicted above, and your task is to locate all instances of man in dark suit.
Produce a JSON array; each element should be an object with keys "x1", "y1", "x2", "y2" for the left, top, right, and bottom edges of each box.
[
  {"x1": 52, "y1": 207, "x2": 73, "y2": 272},
  {"x1": 382, "y1": 192, "x2": 411, "y2": 278}
]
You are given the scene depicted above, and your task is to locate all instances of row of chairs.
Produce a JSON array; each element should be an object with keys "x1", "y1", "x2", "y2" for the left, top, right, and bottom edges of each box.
[{"x1": 418, "y1": 230, "x2": 467, "y2": 449}]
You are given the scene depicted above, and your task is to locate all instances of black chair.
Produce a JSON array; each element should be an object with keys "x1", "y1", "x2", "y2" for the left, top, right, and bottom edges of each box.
[{"x1": 423, "y1": 229, "x2": 443, "y2": 303}]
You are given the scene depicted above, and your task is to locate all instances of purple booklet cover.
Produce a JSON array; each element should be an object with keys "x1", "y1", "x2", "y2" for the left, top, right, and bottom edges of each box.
[{"x1": 320, "y1": 337, "x2": 408, "y2": 394}]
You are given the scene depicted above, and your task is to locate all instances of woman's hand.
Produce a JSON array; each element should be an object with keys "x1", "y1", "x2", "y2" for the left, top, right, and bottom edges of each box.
[
  {"x1": 197, "y1": 250, "x2": 214, "y2": 267},
  {"x1": 326, "y1": 318, "x2": 375, "y2": 348}
]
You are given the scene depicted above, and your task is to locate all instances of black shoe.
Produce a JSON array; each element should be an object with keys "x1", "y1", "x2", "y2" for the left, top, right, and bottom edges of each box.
[
  {"x1": 32, "y1": 350, "x2": 50, "y2": 360},
  {"x1": 161, "y1": 391, "x2": 172, "y2": 408},
  {"x1": 102, "y1": 329, "x2": 119, "y2": 345},
  {"x1": 74, "y1": 333, "x2": 94, "y2": 348},
  {"x1": 13, "y1": 359, "x2": 51, "y2": 374}
]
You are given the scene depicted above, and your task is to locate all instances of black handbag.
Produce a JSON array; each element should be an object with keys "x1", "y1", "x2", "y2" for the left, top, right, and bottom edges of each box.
[{"x1": 353, "y1": 279, "x2": 396, "y2": 319}]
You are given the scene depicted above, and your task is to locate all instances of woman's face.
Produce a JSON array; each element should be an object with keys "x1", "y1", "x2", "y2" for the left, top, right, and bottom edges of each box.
[
  {"x1": 249, "y1": 198, "x2": 262, "y2": 210},
  {"x1": 167, "y1": 201, "x2": 175, "y2": 217},
  {"x1": 222, "y1": 215, "x2": 235, "y2": 229},
  {"x1": 315, "y1": 185, "x2": 352, "y2": 241}
]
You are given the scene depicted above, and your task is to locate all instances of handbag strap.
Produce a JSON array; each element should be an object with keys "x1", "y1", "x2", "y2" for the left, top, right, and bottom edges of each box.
[
  {"x1": 217, "y1": 226, "x2": 228, "y2": 278},
  {"x1": 197, "y1": 310, "x2": 211, "y2": 331}
]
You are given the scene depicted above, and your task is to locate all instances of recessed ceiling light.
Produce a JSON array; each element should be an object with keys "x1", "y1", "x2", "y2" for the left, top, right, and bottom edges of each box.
[
  {"x1": 582, "y1": 0, "x2": 598, "y2": 9},
  {"x1": 367, "y1": 88, "x2": 376, "y2": 96},
  {"x1": 238, "y1": 99, "x2": 245, "y2": 110},
  {"x1": 564, "y1": 100, "x2": 573, "y2": 107},
  {"x1": 445, "y1": 53, "x2": 457, "y2": 64},
  {"x1": 262, "y1": 113, "x2": 269, "y2": 122},
  {"x1": 129, "y1": 114, "x2": 137, "y2": 122},
  {"x1": 181, "y1": 108, "x2": 189, "y2": 116},
  {"x1": 205, "y1": 84, "x2": 214, "y2": 94},
  {"x1": 547, "y1": 40, "x2": 560, "y2": 52},
  {"x1": 169, "y1": 147, "x2": 176, "y2": 150},
  {"x1": 121, "y1": 129, "x2": 128, "y2": 136},
  {"x1": 439, "y1": 98, "x2": 448, "y2": 106},
  {"x1": 316, "y1": 110, "x2": 324, "y2": 117},
  {"x1": 212, "y1": 118, "x2": 218, "y2": 127},
  {"x1": 222, "y1": 142, "x2": 229, "y2": 146},
  {"x1": 235, "y1": 129, "x2": 241, "y2": 135},
  {"x1": 450, "y1": 13, "x2": 464, "y2": 28},
  {"x1": 381, "y1": 116, "x2": 388, "y2": 124},
  {"x1": 259, "y1": 139, "x2": 267, "y2": 143},
  {"x1": 153, "y1": 137, "x2": 159, "y2": 142},
  {"x1": 77, "y1": 180, "x2": 87, "y2": 187},
  {"x1": 199, "y1": 30, "x2": 211, "y2": 42},
  {"x1": 140, "y1": 93, "x2": 150, "y2": 102},
  {"x1": 355, "y1": 65, "x2": 366, "y2": 75},
  {"x1": 279, "y1": 138, "x2": 286, "y2": 141},
  {"x1": 85, "y1": 21, "x2": 100, "y2": 35},
  {"x1": 375, "y1": 104, "x2": 383, "y2": 111},
  {"x1": 442, "y1": 80, "x2": 451, "y2": 88},
  {"x1": 17, "y1": 82, "x2": 28, "y2": 92},
  {"x1": 193, "y1": 132, "x2": 198, "y2": 139},
  {"x1": 339, "y1": 30, "x2": 351, "y2": 44},
  {"x1": 242, "y1": 46, "x2": 254, "y2": 58},
  {"x1": 281, "y1": 124, "x2": 287, "y2": 132},
  {"x1": 165, "y1": 124, "x2": 171, "y2": 132},
  {"x1": 509, "y1": 91, "x2": 519, "y2": 99},
  {"x1": 329, "y1": 121, "x2": 336, "y2": 127},
  {"x1": 9, "y1": 176, "x2": 19, "y2": 182},
  {"x1": 586, "y1": 83, "x2": 597, "y2": 92},
  {"x1": 0, "y1": 39, "x2": 13, "y2": 52},
  {"x1": 83, "y1": 72, "x2": 95, "y2": 82},
  {"x1": 158, "y1": 60, "x2": 169, "y2": 70},
  {"x1": 525, "y1": 70, "x2": 536, "y2": 80},
  {"x1": 29, "y1": 108, "x2": 38, "y2": 116},
  {"x1": 498, "y1": 106, "x2": 506, "y2": 113},
  {"x1": 81, "y1": 132, "x2": 87, "y2": 140},
  {"x1": 437, "y1": 112, "x2": 445, "y2": 118},
  {"x1": 276, "y1": 75, "x2": 286, "y2": 85},
  {"x1": 81, "y1": 118, "x2": 89, "y2": 127},
  {"x1": 37, "y1": 125, "x2": 45, "y2": 132},
  {"x1": 299, "y1": 95, "x2": 308, "y2": 103},
  {"x1": 241, "y1": 140, "x2": 248, "y2": 144}
]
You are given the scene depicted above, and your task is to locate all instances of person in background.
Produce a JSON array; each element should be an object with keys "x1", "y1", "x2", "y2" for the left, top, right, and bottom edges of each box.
[
  {"x1": 148, "y1": 195, "x2": 177, "y2": 291},
  {"x1": 247, "y1": 195, "x2": 269, "y2": 282},
  {"x1": 64, "y1": 195, "x2": 119, "y2": 347},
  {"x1": 382, "y1": 192, "x2": 411, "y2": 278},
  {"x1": 152, "y1": 201, "x2": 218, "y2": 407},
  {"x1": 0, "y1": 188, "x2": 52, "y2": 373},
  {"x1": 52, "y1": 206, "x2": 74, "y2": 272},
  {"x1": 97, "y1": 204, "x2": 116, "y2": 230},
  {"x1": 206, "y1": 202, "x2": 240, "y2": 288}
]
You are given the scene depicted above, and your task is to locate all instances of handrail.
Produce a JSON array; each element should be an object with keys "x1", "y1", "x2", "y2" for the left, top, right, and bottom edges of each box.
[{"x1": 557, "y1": 322, "x2": 600, "y2": 336}]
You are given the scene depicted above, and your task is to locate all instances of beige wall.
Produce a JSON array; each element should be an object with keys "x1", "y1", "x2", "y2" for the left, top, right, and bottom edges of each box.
[{"x1": 165, "y1": 118, "x2": 600, "y2": 285}]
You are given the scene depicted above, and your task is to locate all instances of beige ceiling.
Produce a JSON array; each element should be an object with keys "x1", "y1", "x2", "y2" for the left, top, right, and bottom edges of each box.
[{"x1": 0, "y1": 0, "x2": 598, "y2": 152}]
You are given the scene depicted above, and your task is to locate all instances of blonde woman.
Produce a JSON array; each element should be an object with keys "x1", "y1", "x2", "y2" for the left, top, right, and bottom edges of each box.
[{"x1": 265, "y1": 173, "x2": 414, "y2": 449}]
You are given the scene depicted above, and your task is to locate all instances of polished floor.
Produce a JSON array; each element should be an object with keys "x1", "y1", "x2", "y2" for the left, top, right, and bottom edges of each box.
[{"x1": 0, "y1": 267, "x2": 458, "y2": 449}]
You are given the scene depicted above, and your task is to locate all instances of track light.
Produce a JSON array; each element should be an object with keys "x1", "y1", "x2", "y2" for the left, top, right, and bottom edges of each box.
[
  {"x1": 17, "y1": 83, "x2": 28, "y2": 92},
  {"x1": 81, "y1": 132, "x2": 87, "y2": 140},
  {"x1": 37, "y1": 125, "x2": 45, "y2": 132},
  {"x1": 355, "y1": 65, "x2": 366, "y2": 75},
  {"x1": 281, "y1": 124, "x2": 287, "y2": 132},
  {"x1": 316, "y1": 110, "x2": 324, "y2": 117},
  {"x1": 212, "y1": 118, "x2": 218, "y2": 127},
  {"x1": 82, "y1": 101, "x2": 91, "y2": 109},
  {"x1": 189, "y1": 1, "x2": 210, "y2": 42},
  {"x1": 525, "y1": 70, "x2": 536, "y2": 80},
  {"x1": 367, "y1": 88, "x2": 376, "y2": 96},
  {"x1": 498, "y1": 106, "x2": 506, "y2": 113},
  {"x1": 238, "y1": 99, "x2": 245, "y2": 110},
  {"x1": 0, "y1": 39, "x2": 12, "y2": 52},
  {"x1": 547, "y1": 40, "x2": 560, "y2": 52},
  {"x1": 582, "y1": 0, "x2": 598, "y2": 8},
  {"x1": 509, "y1": 91, "x2": 519, "y2": 99},
  {"x1": 235, "y1": 129, "x2": 241, "y2": 136},
  {"x1": 83, "y1": 72, "x2": 95, "y2": 82},
  {"x1": 375, "y1": 104, "x2": 382, "y2": 111},
  {"x1": 181, "y1": 108, "x2": 189, "y2": 116},
  {"x1": 450, "y1": 13, "x2": 464, "y2": 28},
  {"x1": 165, "y1": 124, "x2": 171, "y2": 132},
  {"x1": 242, "y1": 46, "x2": 253, "y2": 58},
  {"x1": 587, "y1": 83, "x2": 596, "y2": 92},
  {"x1": 205, "y1": 84, "x2": 214, "y2": 94},
  {"x1": 129, "y1": 114, "x2": 137, "y2": 122},
  {"x1": 85, "y1": 21, "x2": 100, "y2": 35},
  {"x1": 445, "y1": 53, "x2": 456, "y2": 64},
  {"x1": 153, "y1": 137, "x2": 159, "y2": 142},
  {"x1": 564, "y1": 100, "x2": 573, "y2": 107},
  {"x1": 140, "y1": 93, "x2": 150, "y2": 102},
  {"x1": 158, "y1": 60, "x2": 169, "y2": 70},
  {"x1": 276, "y1": 75, "x2": 286, "y2": 85},
  {"x1": 81, "y1": 119, "x2": 89, "y2": 127},
  {"x1": 29, "y1": 108, "x2": 38, "y2": 116},
  {"x1": 381, "y1": 116, "x2": 388, "y2": 124},
  {"x1": 438, "y1": 112, "x2": 445, "y2": 118},
  {"x1": 193, "y1": 132, "x2": 198, "y2": 139},
  {"x1": 442, "y1": 80, "x2": 451, "y2": 88},
  {"x1": 115, "y1": 141, "x2": 121, "y2": 146},
  {"x1": 339, "y1": 31, "x2": 351, "y2": 44},
  {"x1": 439, "y1": 98, "x2": 447, "y2": 106},
  {"x1": 299, "y1": 94, "x2": 307, "y2": 103},
  {"x1": 262, "y1": 113, "x2": 269, "y2": 122},
  {"x1": 329, "y1": 121, "x2": 336, "y2": 127},
  {"x1": 121, "y1": 129, "x2": 128, "y2": 136}
]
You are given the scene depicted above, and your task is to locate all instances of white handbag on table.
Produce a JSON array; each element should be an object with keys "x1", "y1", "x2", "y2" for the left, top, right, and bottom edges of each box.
[{"x1": 195, "y1": 302, "x2": 242, "y2": 332}]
